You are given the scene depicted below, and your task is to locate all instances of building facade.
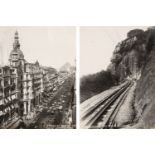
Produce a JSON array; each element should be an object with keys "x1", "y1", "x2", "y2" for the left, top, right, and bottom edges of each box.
[
  {"x1": 0, "y1": 66, "x2": 19, "y2": 128},
  {"x1": 0, "y1": 31, "x2": 57, "y2": 128}
]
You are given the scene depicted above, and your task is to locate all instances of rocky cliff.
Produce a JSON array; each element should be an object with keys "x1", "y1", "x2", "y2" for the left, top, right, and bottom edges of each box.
[
  {"x1": 108, "y1": 29, "x2": 147, "y2": 81},
  {"x1": 108, "y1": 27, "x2": 155, "y2": 128}
]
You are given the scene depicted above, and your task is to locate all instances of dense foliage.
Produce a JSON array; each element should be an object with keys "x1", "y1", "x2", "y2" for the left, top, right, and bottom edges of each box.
[
  {"x1": 127, "y1": 29, "x2": 145, "y2": 38},
  {"x1": 80, "y1": 70, "x2": 118, "y2": 103}
]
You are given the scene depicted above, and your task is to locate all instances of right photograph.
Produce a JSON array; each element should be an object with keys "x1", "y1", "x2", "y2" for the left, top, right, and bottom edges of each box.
[{"x1": 80, "y1": 26, "x2": 155, "y2": 129}]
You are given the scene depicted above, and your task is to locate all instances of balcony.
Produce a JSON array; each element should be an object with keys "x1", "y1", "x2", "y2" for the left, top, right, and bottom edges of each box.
[
  {"x1": 3, "y1": 73, "x2": 10, "y2": 77},
  {"x1": 28, "y1": 83, "x2": 32, "y2": 87},
  {"x1": 10, "y1": 83, "x2": 16, "y2": 92},
  {"x1": 4, "y1": 85, "x2": 10, "y2": 91},
  {"x1": 0, "y1": 92, "x2": 3, "y2": 99},
  {"x1": 23, "y1": 95, "x2": 28, "y2": 100},
  {"x1": 10, "y1": 90, "x2": 16, "y2": 95},
  {"x1": 33, "y1": 77, "x2": 41, "y2": 81},
  {"x1": 23, "y1": 83, "x2": 28, "y2": 87},
  {"x1": 10, "y1": 68, "x2": 17, "y2": 75},
  {"x1": 4, "y1": 92, "x2": 9, "y2": 98}
]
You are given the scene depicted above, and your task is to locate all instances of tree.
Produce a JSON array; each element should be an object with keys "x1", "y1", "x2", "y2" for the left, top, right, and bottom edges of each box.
[
  {"x1": 80, "y1": 70, "x2": 117, "y2": 102},
  {"x1": 127, "y1": 29, "x2": 144, "y2": 38}
]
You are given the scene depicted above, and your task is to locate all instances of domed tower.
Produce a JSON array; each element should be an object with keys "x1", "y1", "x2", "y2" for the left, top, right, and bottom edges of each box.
[
  {"x1": 9, "y1": 31, "x2": 26, "y2": 117},
  {"x1": 9, "y1": 31, "x2": 25, "y2": 69}
]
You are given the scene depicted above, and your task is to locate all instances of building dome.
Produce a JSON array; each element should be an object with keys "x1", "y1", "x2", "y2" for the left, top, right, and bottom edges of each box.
[
  {"x1": 9, "y1": 49, "x2": 24, "y2": 60},
  {"x1": 9, "y1": 31, "x2": 25, "y2": 68},
  {"x1": 9, "y1": 31, "x2": 24, "y2": 61}
]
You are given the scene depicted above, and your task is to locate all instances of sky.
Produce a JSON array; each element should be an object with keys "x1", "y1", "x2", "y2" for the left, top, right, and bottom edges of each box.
[
  {"x1": 80, "y1": 26, "x2": 148, "y2": 77},
  {"x1": 0, "y1": 27, "x2": 76, "y2": 69}
]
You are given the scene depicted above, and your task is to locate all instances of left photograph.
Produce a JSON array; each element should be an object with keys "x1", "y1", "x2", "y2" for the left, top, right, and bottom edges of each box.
[{"x1": 0, "y1": 27, "x2": 76, "y2": 129}]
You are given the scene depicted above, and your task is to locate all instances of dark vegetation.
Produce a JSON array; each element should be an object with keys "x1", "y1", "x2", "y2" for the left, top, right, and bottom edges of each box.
[
  {"x1": 80, "y1": 70, "x2": 118, "y2": 103},
  {"x1": 127, "y1": 29, "x2": 145, "y2": 39}
]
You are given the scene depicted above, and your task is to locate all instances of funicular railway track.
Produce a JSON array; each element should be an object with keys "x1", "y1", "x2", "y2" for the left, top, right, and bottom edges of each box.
[{"x1": 81, "y1": 80, "x2": 133, "y2": 129}]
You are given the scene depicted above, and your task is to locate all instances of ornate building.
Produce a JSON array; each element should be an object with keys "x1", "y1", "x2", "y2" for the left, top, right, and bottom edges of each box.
[
  {"x1": 9, "y1": 31, "x2": 25, "y2": 117},
  {"x1": 9, "y1": 31, "x2": 25, "y2": 70},
  {"x1": 0, "y1": 31, "x2": 57, "y2": 128},
  {"x1": 0, "y1": 66, "x2": 19, "y2": 128}
]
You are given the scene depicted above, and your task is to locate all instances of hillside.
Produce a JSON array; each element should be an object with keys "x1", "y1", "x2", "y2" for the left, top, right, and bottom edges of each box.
[
  {"x1": 80, "y1": 70, "x2": 118, "y2": 103},
  {"x1": 81, "y1": 27, "x2": 155, "y2": 128}
]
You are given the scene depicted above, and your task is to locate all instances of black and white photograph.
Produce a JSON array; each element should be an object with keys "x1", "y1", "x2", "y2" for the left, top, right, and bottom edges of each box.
[
  {"x1": 80, "y1": 26, "x2": 155, "y2": 129},
  {"x1": 0, "y1": 27, "x2": 76, "y2": 129},
  {"x1": 1, "y1": 1, "x2": 155, "y2": 155}
]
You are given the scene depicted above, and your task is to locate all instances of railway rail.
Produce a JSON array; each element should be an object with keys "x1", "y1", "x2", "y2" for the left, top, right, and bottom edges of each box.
[{"x1": 81, "y1": 80, "x2": 134, "y2": 129}]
